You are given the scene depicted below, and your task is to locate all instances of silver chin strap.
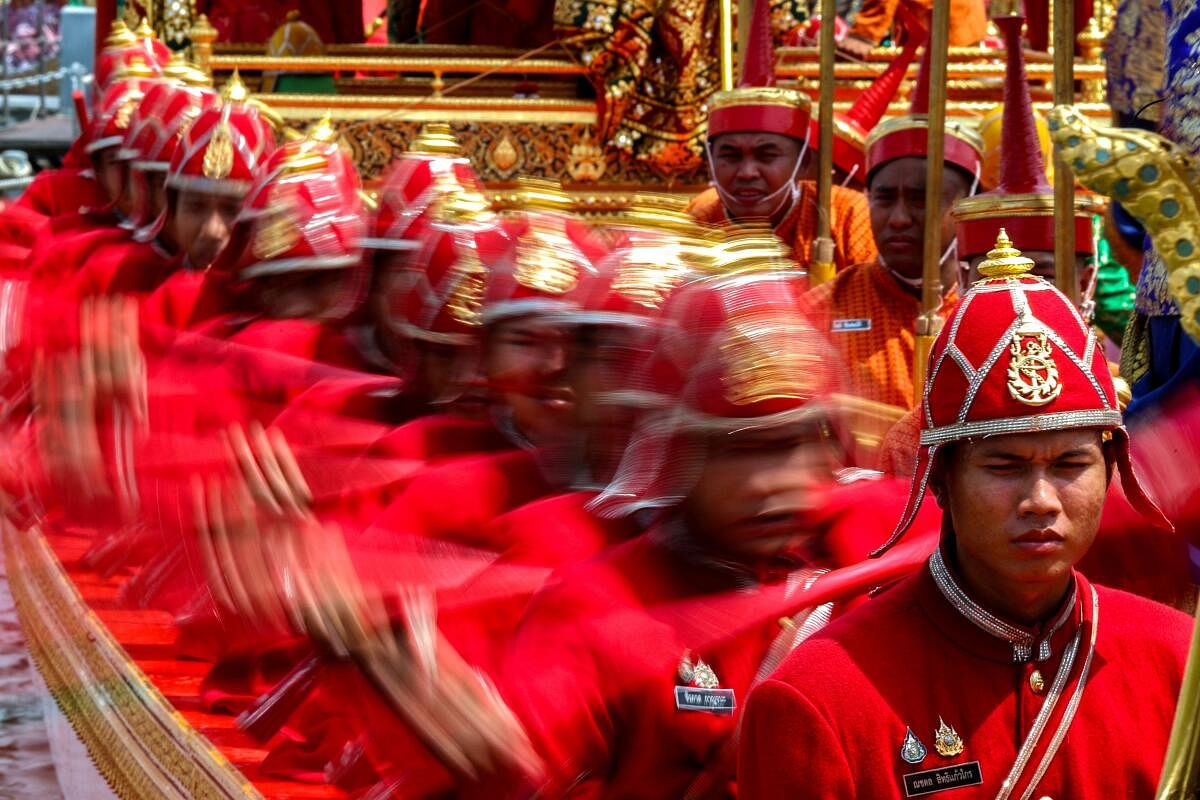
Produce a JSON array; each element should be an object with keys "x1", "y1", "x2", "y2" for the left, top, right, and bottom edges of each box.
[{"x1": 705, "y1": 137, "x2": 810, "y2": 222}]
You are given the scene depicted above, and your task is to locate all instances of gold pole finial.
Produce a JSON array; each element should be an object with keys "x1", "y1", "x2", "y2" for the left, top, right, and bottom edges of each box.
[
  {"x1": 221, "y1": 69, "x2": 249, "y2": 102},
  {"x1": 105, "y1": 19, "x2": 137, "y2": 48},
  {"x1": 976, "y1": 228, "x2": 1036, "y2": 278},
  {"x1": 410, "y1": 122, "x2": 464, "y2": 156},
  {"x1": 134, "y1": 17, "x2": 157, "y2": 39},
  {"x1": 309, "y1": 111, "x2": 337, "y2": 143}
]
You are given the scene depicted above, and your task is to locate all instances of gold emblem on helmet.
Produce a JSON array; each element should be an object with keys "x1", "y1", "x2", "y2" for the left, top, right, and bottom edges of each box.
[
  {"x1": 721, "y1": 311, "x2": 818, "y2": 405},
  {"x1": 202, "y1": 120, "x2": 235, "y2": 180},
  {"x1": 252, "y1": 187, "x2": 301, "y2": 261},
  {"x1": 513, "y1": 222, "x2": 579, "y2": 295},
  {"x1": 1007, "y1": 312, "x2": 1063, "y2": 406},
  {"x1": 446, "y1": 246, "x2": 487, "y2": 326}
]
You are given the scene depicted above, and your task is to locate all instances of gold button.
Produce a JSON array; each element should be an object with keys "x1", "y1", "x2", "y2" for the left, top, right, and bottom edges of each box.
[{"x1": 1029, "y1": 670, "x2": 1046, "y2": 694}]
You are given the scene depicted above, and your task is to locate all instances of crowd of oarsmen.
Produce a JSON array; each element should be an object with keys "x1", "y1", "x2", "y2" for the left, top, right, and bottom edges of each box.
[{"x1": 0, "y1": 3, "x2": 1198, "y2": 798}]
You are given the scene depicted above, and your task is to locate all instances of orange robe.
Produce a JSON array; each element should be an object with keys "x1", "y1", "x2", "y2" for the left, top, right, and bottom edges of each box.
[
  {"x1": 850, "y1": 0, "x2": 987, "y2": 46},
  {"x1": 803, "y1": 260, "x2": 956, "y2": 411},
  {"x1": 686, "y1": 181, "x2": 877, "y2": 271}
]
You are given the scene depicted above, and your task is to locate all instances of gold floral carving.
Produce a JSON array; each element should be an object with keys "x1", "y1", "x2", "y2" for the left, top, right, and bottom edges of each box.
[{"x1": 304, "y1": 118, "x2": 710, "y2": 187}]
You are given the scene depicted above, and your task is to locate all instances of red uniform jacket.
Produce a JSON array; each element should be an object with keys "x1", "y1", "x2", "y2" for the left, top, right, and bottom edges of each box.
[{"x1": 738, "y1": 560, "x2": 1190, "y2": 799}]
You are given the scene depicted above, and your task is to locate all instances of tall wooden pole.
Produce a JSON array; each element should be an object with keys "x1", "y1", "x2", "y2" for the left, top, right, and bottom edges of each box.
[
  {"x1": 1053, "y1": 0, "x2": 1078, "y2": 304},
  {"x1": 810, "y1": 0, "x2": 838, "y2": 286},
  {"x1": 720, "y1": 0, "x2": 735, "y2": 91},
  {"x1": 912, "y1": 0, "x2": 950, "y2": 405}
]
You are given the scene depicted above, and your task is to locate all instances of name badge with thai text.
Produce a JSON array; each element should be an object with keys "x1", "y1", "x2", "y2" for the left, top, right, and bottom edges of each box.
[
  {"x1": 674, "y1": 686, "x2": 735, "y2": 715},
  {"x1": 902, "y1": 761, "x2": 984, "y2": 797},
  {"x1": 832, "y1": 318, "x2": 871, "y2": 332}
]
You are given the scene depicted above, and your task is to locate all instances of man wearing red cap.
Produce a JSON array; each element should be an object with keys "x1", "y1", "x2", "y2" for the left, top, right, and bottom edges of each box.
[
  {"x1": 471, "y1": 269, "x2": 940, "y2": 798},
  {"x1": 55, "y1": 79, "x2": 277, "y2": 300},
  {"x1": 0, "y1": 20, "x2": 171, "y2": 268},
  {"x1": 802, "y1": 41, "x2": 982, "y2": 414},
  {"x1": 737, "y1": 231, "x2": 1188, "y2": 799},
  {"x1": 877, "y1": 5, "x2": 1097, "y2": 476},
  {"x1": 687, "y1": 0, "x2": 876, "y2": 271}
]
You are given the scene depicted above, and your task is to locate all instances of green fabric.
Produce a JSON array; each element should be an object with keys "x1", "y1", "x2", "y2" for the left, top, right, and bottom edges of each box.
[
  {"x1": 1090, "y1": 214, "x2": 1136, "y2": 343},
  {"x1": 274, "y1": 74, "x2": 338, "y2": 95}
]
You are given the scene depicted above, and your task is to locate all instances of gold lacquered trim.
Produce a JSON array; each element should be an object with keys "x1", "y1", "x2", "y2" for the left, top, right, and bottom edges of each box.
[
  {"x1": 3, "y1": 523, "x2": 262, "y2": 800},
  {"x1": 708, "y1": 86, "x2": 811, "y2": 112},
  {"x1": 210, "y1": 54, "x2": 584, "y2": 75},
  {"x1": 777, "y1": 44, "x2": 1056, "y2": 64},
  {"x1": 865, "y1": 114, "x2": 984, "y2": 152},
  {"x1": 776, "y1": 61, "x2": 1104, "y2": 81},
  {"x1": 257, "y1": 93, "x2": 597, "y2": 123},
  {"x1": 953, "y1": 192, "x2": 1093, "y2": 221},
  {"x1": 831, "y1": 116, "x2": 866, "y2": 147}
]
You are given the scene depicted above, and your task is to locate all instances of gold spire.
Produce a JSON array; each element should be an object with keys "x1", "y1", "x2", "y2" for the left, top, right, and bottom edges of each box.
[
  {"x1": 105, "y1": 19, "x2": 137, "y2": 48},
  {"x1": 309, "y1": 111, "x2": 336, "y2": 143},
  {"x1": 513, "y1": 177, "x2": 574, "y2": 214},
  {"x1": 163, "y1": 51, "x2": 210, "y2": 85},
  {"x1": 976, "y1": 228, "x2": 1035, "y2": 279},
  {"x1": 409, "y1": 122, "x2": 463, "y2": 156},
  {"x1": 221, "y1": 69, "x2": 249, "y2": 102},
  {"x1": 113, "y1": 53, "x2": 156, "y2": 81},
  {"x1": 134, "y1": 17, "x2": 157, "y2": 40},
  {"x1": 710, "y1": 227, "x2": 795, "y2": 275}
]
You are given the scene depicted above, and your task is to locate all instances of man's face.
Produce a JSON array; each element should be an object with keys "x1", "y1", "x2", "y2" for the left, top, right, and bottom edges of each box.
[
  {"x1": 964, "y1": 250, "x2": 1095, "y2": 292},
  {"x1": 708, "y1": 132, "x2": 804, "y2": 221},
  {"x1": 250, "y1": 269, "x2": 356, "y2": 320},
  {"x1": 484, "y1": 315, "x2": 574, "y2": 446},
  {"x1": 938, "y1": 429, "x2": 1109, "y2": 599},
  {"x1": 682, "y1": 420, "x2": 841, "y2": 561},
  {"x1": 164, "y1": 189, "x2": 242, "y2": 268},
  {"x1": 95, "y1": 148, "x2": 132, "y2": 216},
  {"x1": 868, "y1": 157, "x2": 968, "y2": 282}
]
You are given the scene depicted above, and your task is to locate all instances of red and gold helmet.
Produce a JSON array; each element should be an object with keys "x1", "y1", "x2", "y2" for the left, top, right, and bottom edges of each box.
[
  {"x1": 85, "y1": 60, "x2": 160, "y2": 155},
  {"x1": 865, "y1": 31, "x2": 983, "y2": 185},
  {"x1": 812, "y1": 16, "x2": 924, "y2": 184},
  {"x1": 233, "y1": 127, "x2": 365, "y2": 281},
  {"x1": 165, "y1": 92, "x2": 277, "y2": 198},
  {"x1": 95, "y1": 19, "x2": 169, "y2": 92},
  {"x1": 707, "y1": 0, "x2": 811, "y2": 141},
  {"x1": 368, "y1": 123, "x2": 505, "y2": 345},
  {"x1": 877, "y1": 230, "x2": 1170, "y2": 554},
  {"x1": 593, "y1": 265, "x2": 844, "y2": 516},
  {"x1": 483, "y1": 178, "x2": 611, "y2": 325},
  {"x1": 120, "y1": 82, "x2": 218, "y2": 170}
]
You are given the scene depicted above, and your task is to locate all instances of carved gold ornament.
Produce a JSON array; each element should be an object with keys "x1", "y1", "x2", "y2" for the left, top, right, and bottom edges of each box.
[
  {"x1": 446, "y1": 246, "x2": 487, "y2": 326},
  {"x1": 721, "y1": 311, "x2": 819, "y2": 406},
  {"x1": 514, "y1": 224, "x2": 579, "y2": 295},
  {"x1": 252, "y1": 187, "x2": 301, "y2": 261},
  {"x1": 934, "y1": 717, "x2": 965, "y2": 758},
  {"x1": 1007, "y1": 312, "x2": 1064, "y2": 406},
  {"x1": 202, "y1": 120, "x2": 234, "y2": 180}
]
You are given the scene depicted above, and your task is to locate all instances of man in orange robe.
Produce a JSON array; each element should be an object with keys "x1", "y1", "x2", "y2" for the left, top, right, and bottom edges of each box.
[
  {"x1": 802, "y1": 41, "x2": 983, "y2": 414},
  {"x1": 686, "y1": 0, "x2": 877, "y2": 270}
]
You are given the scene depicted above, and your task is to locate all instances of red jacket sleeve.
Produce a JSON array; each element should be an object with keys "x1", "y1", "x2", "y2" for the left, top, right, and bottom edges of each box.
[{"x1": 738, "y1": 678, "x2": 856, "y2": 799}]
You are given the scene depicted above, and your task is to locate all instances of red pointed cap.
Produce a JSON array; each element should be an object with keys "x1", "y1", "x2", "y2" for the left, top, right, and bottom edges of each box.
[
  {"x1": 875, "y1": 229, "x2": 1169, "y2": 556},
  {"x1": 864, "y1": 33, "x2": 983, "y2": 183},
  {"x1": 708, "y1": 0, "x2": 811, "y2": 140},
  {"x1": 952, "y1": 7, "x2": 1092, "y2": 258}
]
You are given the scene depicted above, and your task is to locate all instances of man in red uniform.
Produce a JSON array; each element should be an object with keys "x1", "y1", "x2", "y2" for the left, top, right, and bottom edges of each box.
[
  {"x1": 686, "y1": 0, "x2": 876, "y2": 271},
  {"x1": 802, "y1": 40, "x2": 983, "y2": 415},
  {"x1": 738, "y1": 231, "x2": 1187, "y2": 800},
  {"x1": 55, "y1": 79, "x2": 277, "y2": 299},
  {"x1": 479, "y1": 268, "x2": 941, "y2": 798}
]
